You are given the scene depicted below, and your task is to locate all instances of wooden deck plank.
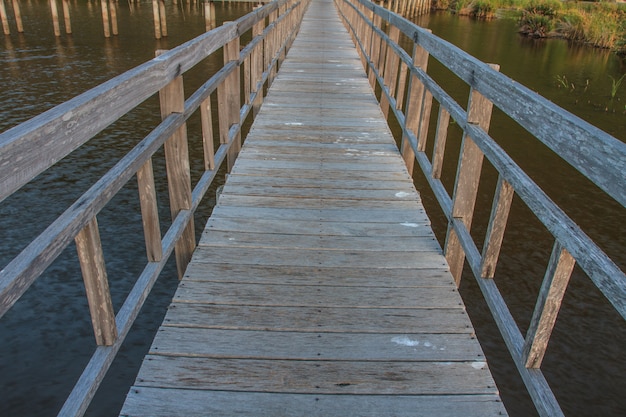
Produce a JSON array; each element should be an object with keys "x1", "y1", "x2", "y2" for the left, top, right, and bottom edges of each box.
[
  {"x1": 162, "y1": 304, "x2": 474, "y2": 334},
  {"x1": 120, "y1": 0, "x2": 507, "y2": 415},
  {"x1": 149, "y1": 328, "x2": 484, "y2": 361},
  {"x1": 121, "y1": 389, "x2": 506, "y2": 417}
]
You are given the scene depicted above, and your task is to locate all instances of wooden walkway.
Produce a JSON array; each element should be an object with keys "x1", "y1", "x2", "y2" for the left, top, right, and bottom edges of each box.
[{"x1": 120, "y1": 0, "x2": 507, "y2": 415}]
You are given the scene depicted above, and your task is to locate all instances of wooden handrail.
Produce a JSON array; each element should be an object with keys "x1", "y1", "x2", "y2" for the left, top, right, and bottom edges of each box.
[
  {"x1": 0, "y1": 1, "x2": 310, "y2": 415},
  {"x1": 335, "y1": 1, "x2": 625, "y2": 416}
]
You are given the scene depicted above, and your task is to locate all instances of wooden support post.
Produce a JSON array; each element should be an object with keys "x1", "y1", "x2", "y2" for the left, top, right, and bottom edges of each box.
[
  {"x1": 75, "y1": 217, "x2": 117, "y2": 346},
  {"x1": 152, "y1": 0, "x2": 161, "y2": 39},
  {"x1": 159, "y1": 0, "x2": 167, "y2": 37},
  {"x1": 401, "y1": 35, "x2": 430, "y2": 174},
  {"x1": 156, "y1": 49, "x2": 195, "y2": 279},
  {"x1": 444, "y1": 63, "x2": 499, "y2": 285},
  {"x1": 480, "y1": 176, "x2": 514, "y2": 278},
  {"x1": 380, "y1": 26, "x2": 400, "y2": 118},
  {"x1": 204, "y1": 1, "x2": 216, "y2": 31},
  {"x1": 109, "y1": 0, "x2": 118, "y2": 36},
  {"x1": 523, "y1": 242, "x2": 576, "y2": 368},
  {"x1": 101, "y1": 0, "x2": 110, "y2": 38},
  {"x1": 12, "y1": 0, "x2": 22, "y2": 33},
  {"x1": 137, "y1": 159, "x2": 163, "y2": 262},
  {"x1": 217, "y1": 34, "x2": 241, "y2": 172},
  {"x1": 50, "y1": 0, "x2": 61, "y2": 37},
  {"x1": 267, "y1": 10, "x2": 278, "y2": 86},
  {"x1": 0, "y1": 0, "x2": 9, "y2": 35},
  {"x1": 395, "y1": 62, "x2": 408, "y2": 110},
  {"x1": 62, "y1": 0, "x2": 71, "y2": 34},
  {"x1": 200, "y1": 98, "x2": 215, "y2": 170},
  {"x1": 251, "y1": 9, "x2": 265, "y2": 117}
]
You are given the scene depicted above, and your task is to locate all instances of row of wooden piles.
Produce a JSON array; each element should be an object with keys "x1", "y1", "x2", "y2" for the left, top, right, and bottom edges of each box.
[
  {"x1": 0, "y1": 0, "x2": 433, "y2": 39},
  {"x1": 0, "y1": 0, "x2": 222, "y2": 38}
]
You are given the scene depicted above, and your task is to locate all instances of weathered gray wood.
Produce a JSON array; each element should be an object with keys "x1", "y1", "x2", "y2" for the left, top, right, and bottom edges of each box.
[
  {"x1": 174, "y1": 280, "x2": 460, "y2": 308},
  {"x1": 183, "y1": 263, "x2": 454, "y2": 287},
  {"x1": 523, "y1": 242, "x2": 575, "y2": 368},
  {"x1": 157, "y1": 49, "x2": 196, "y2": 279},
  {"x1": 135, "y1": 355, "x2": 498, "y2": 395},
  {"x1": 432, "y1": 106, "x2": 450, "y2": 179},
  {"x1": 121, "y1": 389, "x2": 507, "y2": 417},
  {"x1": 75, "y1": 217, "x2": 117, "y2": 346},
  {"x1": 480, "y1": 177, "x2": 514, "y2": 278},
  {"x1": 136, "y1": 159, "x2": 162, "y2": 262},
  {"x1": 445, "y1": 64, "x2": 499, "y2": 284},
  {"x1": 217, "y1": 32, "x2": 241, "y2": 171},
  {"x1": 200, "y1": 98, "x2": 215, "y2": 170},
  {"x1": 164, "y1": 303, "x2": 473, "y2": 334},
  {"x1": 150, "y1": 328, "x2": 484, "y2": 360},
  {"x1": 199, "y1": 230, "x2": 440, "y2": 252},
  {"x1": 204, "y1": 216, "x2": 432, "y2": 236}
]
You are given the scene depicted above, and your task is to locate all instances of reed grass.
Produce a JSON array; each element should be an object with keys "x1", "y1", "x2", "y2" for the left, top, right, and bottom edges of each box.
[{"x1": 444, "y1": 0, "x2": 626, "y2": 53}]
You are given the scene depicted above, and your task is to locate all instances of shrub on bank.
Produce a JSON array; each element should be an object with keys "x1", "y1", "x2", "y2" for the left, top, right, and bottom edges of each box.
[{"x1": 444, "y1": 0, "x2": 626, "y2": 53}]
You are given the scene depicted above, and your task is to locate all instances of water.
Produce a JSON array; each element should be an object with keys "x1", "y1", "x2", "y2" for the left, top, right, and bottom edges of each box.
[{"x1": 0, "y1": 3, "x2": 624, "y2": 416}]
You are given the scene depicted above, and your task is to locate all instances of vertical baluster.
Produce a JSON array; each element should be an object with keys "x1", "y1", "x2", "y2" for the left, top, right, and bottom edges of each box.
[
  {"x1": 395, "y1": 61, "x2": 408, "y2": 110},
  {"x1": 431, "y1": 106, "x2": 450, "y2": 179},
  {"x1": 523, "y1": 241, "x2": 576, "y2": 368},
  {"x1": 137, "y1": 159, "x2": 163, "y2": 262},
  {"x1": 480, "y1": 176, "x2": 514, "y2": 278},
  {"x1": 75, "y1": 217, "x2": 117, "y2": 346},
  {"x1": 367, "y1": 14, "x2": 382, "y2": 88},
  {"x1": 379, "y1": 26, "x2": 400, "y2": 118},
  {"x1": 444, "y1": 63, "x2": 500, "y2": 284},
  {"x1": 156, "y1": 49, "x2": 195, "y2": 279},
  {"x1": 251, "y1": 9, "x2": 265, "y2": 117},
  {"x1": 400, "y1": 33, "x2": 430, "y2": 174},
  {"x1": 200, "y1": 98, "x2": 216, "y2": 170}
]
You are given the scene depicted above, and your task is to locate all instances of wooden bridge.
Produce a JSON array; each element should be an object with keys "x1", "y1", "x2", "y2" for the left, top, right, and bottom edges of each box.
[
  {"x1": 120, "y1": 0, "x2": 506, "y2": 414},
  {"x1": 0, "y1": 0, "x2": 624, "y2": 416}
]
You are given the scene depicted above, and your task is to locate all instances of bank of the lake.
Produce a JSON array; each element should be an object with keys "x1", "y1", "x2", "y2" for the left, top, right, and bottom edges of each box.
[{"x1": 432, "y1": 0, "x2": 626, "y2": 54}]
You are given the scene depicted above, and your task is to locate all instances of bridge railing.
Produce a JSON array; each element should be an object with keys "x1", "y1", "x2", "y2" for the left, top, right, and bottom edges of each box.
[
  {"x1": 336, "y1": 0, "x2": 625, "y2": 416},
  {"x1": 0, "y1": 0, "x2": 310, "y2": 415}
]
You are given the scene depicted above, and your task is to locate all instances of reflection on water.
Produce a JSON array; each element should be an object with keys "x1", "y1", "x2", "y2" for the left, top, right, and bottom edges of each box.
[
  {"x1": 0, "y1": 2, "x2": 253, "y2": 416},
  {"x1": 411, "y1": 11, "x2": 626, "y2": 417},
  {"x1": 1, "y1": 3, "x2": 625, "y2": 417}
]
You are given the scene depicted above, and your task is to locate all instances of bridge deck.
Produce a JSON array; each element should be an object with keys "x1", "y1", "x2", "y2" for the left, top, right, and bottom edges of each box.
[{"x1": 120, "y1": 0, "x2": 507, "y2": 415}]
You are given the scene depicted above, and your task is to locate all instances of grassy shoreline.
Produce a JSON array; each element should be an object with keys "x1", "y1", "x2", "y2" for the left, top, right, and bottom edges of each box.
[{"x1": 431, "y1": 0, "x2": 626, "y2": 54}]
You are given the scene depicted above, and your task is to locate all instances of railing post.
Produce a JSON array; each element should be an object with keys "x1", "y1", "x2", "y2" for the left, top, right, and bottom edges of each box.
[
  {"x1": 400, "y1": 35, "x2": 430, "y2": 174},
  {"x1": 266, "y1": 10, "x2": 278, "y2": 86},
  {"x1": 444, "y1": 63, "x2": 500, "y2": 284},
  {"x1": 367, "y1": 14, "x2": 382, "y2": 88},
  {"x1": 156, "y1": 49, "x2": 196, "y2": 279},
  {"x1": 12, "y1": 0, "x2": 23, "y2": 33},
  {"x1": 431, "y1": 106, "x2": 451, "y2": 179},
  {"x1": 217, "y1": 32, "x2": 241, "y2": 172},
  {"x1": 101, "y1": 0, "x2": 110, "y2": 38},
  {"x1": 251, "y1": 8, "x2": 265, "y2": 117},
  {"x1": 62, "y1": 0, "x2": 71, "y2": 34},
  {"x1": 75, "y1": 217, "x2": 117, "y2": 346},
  {"x1": 523, "y1": 242, "x2": 576, "y2": 368}
]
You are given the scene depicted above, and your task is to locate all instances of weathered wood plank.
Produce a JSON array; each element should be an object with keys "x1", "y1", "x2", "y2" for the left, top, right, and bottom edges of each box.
[
  {"x1": 183, "y1": 263, "x2": 454, "y2": 287},
  {"x1": 163, "y1": 303, "x2": 473, "y2": 333},
  {"x1": 173, "y1": 280, "x2": 460, "y2": 308},
  {"x1": 219, "y1": 184, "x2": 419, "y2": 201},
  {"x1": 134, "y1": 356, "x2": 497, "y2": 395},
  {"x1": 209, "y1": 205, "x2": 428, "y2": 223},
  {"x1": 150, "y1": 328, "x2": 483, "y2": 361},
  {"x1": 188, "y1": 246, "x2": 449, "y2": 270},
  {"x1": 198, "y1": 231, "x2": 440, "y2": 252},
  {"x1": 121, "y1": 389, "x2": 507, "y2": 417},
  {"x1": 204, "y1": 216, "x2": 432, "y2": 236}
]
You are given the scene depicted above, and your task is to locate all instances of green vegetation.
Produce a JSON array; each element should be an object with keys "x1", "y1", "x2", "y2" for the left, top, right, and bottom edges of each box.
[{"x1": 435, "y1": 0, "x2": 626, "y2": 54}]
